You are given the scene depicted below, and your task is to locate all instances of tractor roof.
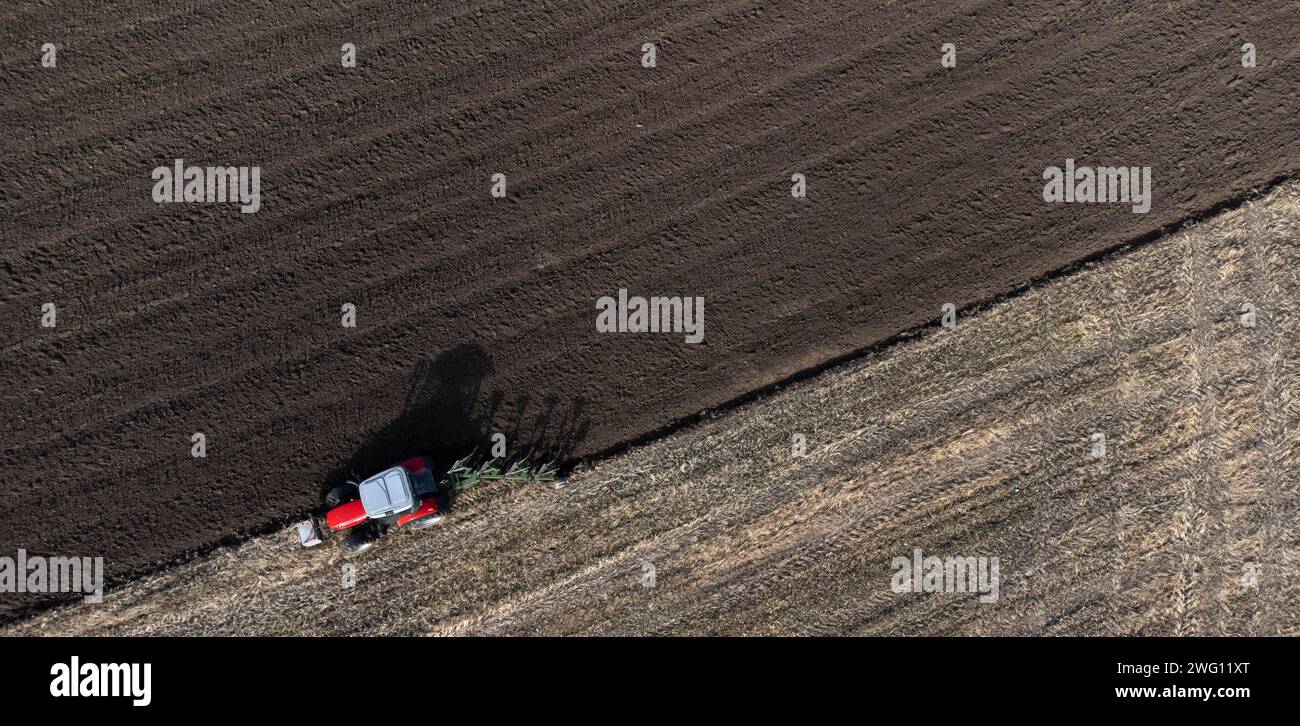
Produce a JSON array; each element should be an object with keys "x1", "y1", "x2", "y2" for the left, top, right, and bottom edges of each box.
[{"x1": 358, "y1": 466, "x2": 415, "y2": 518}]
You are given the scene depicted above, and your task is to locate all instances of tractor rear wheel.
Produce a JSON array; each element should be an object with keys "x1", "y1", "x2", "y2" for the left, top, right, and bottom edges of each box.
[{"x1": 338, "y1": 528, "x2": 374, "y2": 556}]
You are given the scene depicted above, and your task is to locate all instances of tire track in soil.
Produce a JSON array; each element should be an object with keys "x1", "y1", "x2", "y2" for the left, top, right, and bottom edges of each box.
[
  {"x1": 1242, "y1": 195, "x2": 1299, "y2": 636},
  {"x1": 1099, "y1": 241, "x2": 1143, "y2": 635},
  {"x1": 1171, "y1": 230, "x2": 1227, "y2": 635}
]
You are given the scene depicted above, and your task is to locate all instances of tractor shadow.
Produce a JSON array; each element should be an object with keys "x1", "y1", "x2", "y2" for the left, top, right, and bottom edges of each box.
[{"x1": 320, "y1": 343, "x2": 590, "y2": 510}]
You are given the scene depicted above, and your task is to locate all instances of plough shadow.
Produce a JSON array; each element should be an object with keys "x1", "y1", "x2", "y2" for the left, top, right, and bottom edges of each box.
[{"x1": 319, "y1": 343, "x2": 590, "y2": 509}]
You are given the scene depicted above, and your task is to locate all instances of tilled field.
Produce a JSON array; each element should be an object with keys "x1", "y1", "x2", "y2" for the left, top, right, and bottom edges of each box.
[
  {"x1": 2, "y1": 1, "x2": 1299, "y2": 621},
  {"x1": 10, "y1": 182, "x2": 1296, "y2": 636}
]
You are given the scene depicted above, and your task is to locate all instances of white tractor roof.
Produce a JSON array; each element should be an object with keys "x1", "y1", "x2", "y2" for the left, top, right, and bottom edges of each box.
[{"x1": 358, "y1": 466, "x2": 415, "y2": 518}]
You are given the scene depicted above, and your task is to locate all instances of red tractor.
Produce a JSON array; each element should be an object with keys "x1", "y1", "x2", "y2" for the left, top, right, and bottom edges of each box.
[
  {"x1": 295, "y1": 454, "x2": 555, "y2": 554},
  {"x1": 314, "y1": 456, "x2": 445, "y2": 555}
]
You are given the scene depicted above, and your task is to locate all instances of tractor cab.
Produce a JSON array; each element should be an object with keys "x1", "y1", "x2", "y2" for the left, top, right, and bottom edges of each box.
[
  {"x1": 320, "y1": 457, "x2": 444, "y2": 544},
  {"x1": 358, "y1": 466, "x2": 416, "y2": 519}
]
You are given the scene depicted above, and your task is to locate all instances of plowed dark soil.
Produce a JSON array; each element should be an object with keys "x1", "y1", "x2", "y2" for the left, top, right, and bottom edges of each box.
[{"x1": 1, "y1": 0, "x2": 1297, "y2": 620}]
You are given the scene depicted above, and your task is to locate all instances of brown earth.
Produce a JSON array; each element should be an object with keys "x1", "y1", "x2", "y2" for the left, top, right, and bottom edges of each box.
[
  {"x1": 8, "y1": 181, "x2": 1296, "y2": 636},
  {"x1": 1, "y1": 1, "x2": 1298, "y2": 621}
]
